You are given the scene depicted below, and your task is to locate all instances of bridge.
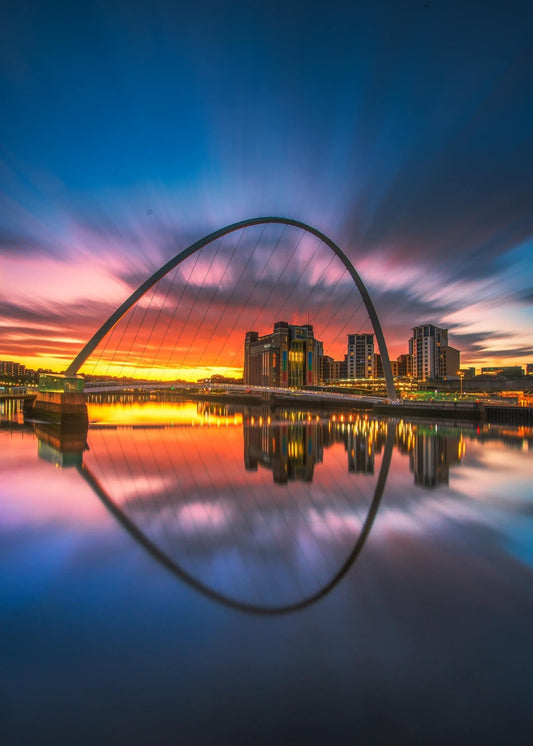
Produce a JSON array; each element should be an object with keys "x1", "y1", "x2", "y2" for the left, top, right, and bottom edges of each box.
[
  {"x1": 82, "y1": 380, "x2": 388, "y2": 405},
  {"x1": 80, "y1": 380, "x2": 495, "y2": 422},
  {"x1": 31, "y1": 216, "x2": 402, "y2": 424},
  {"x1": 64, "y1": 216, "x2": 398, "y2": 401}
]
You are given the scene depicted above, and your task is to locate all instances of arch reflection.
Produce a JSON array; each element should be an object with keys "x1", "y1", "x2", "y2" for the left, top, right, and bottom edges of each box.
[
  {"x1": 84, "y1": 424, "x2": 393, "y2": 615},
  {"x1": 33, "y1": 406, "x2": 394, "y2": 615}
]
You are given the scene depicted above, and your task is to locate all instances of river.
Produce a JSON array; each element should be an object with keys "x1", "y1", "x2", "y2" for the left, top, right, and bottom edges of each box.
[{"x1": 2, "y1": 398, "x2": 533, "y2": 744}]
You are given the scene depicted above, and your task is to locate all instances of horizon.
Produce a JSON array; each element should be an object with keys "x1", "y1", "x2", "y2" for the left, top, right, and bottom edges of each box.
[{"x1": 4, "y1": 308, "x2": 532, "y2": 380}]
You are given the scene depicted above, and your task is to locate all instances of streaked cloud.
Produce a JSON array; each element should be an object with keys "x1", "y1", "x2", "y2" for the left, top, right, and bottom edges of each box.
[{"x1": 0, "y1": 0, "x2": 532, "y2": 371}]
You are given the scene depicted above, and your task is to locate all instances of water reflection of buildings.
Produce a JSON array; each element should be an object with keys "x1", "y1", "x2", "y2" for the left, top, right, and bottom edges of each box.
[
  {"x1": 28, "y1": 397, "x2": 469, "y2": 491},
  {"x1": 0, "y1": 397, "x2": 25, "y2": 424},
  {"x1": 410, "y1": 433, "x2": 463, "y2": 488},
  {"x1": 24, "y1": 400, "x2": 533, "y2": 616},
  {"x1": 396, "y1": 421, "x2": 465, "y2": 488},
  {"x1": 24, "y1": 401, "x2": 496, "y2": 614},
  {"x1": 244, "y1": 420, "x2": 324, "y2": 483},
  {"x1": 243, "y1": 414, "x2": 389, "y2": 483},
  {"x1": 196, "y1": 401, "x2": 241, "y2": 425},
  {"x1": 342, "y1": 418, "x2": 388, "y2": 474}
]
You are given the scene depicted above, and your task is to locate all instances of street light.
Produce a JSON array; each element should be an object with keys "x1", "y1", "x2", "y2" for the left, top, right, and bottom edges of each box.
[{"x1": 458, "y1": 369, "x2": 464, "y2": 397}]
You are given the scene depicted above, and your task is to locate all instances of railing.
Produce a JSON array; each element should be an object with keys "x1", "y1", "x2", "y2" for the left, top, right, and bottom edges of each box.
[{"x1": 82, "y1": 380, "x2": 385, "y2": 403}]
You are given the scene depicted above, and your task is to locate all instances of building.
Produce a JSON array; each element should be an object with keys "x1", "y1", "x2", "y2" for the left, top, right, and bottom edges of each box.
[
  {"x1": 409, "y1": 324, "x2": 460, "y2": 380},
  {"x1": 374, "y1": 353, "x2": 384, "y2": 378},
  {"x1": 321, "y1": 356, "x2": 347, "y2": 382},
  {"x1": 440, "y1": 345, "x2": 460, "y2": 379},
  {"x1": 481, "y1": 366, "x2": 524, "y2": 377},
  {"x1": 347, "y1": 334, "x2": 374, "y2": 378},
  {"x1": 397, "y1": 353, "x2": 413, "y2": 377},
  {"x1": 197, "y1": 374, "x2": 243, "y2": 385},
  {"x1": 410, "y1": 324, "x2": 447, "y2": 380},
  {"x1": 244, "y1": 321, "x2": 323, "y2": 387},
  {"x1": 0, "y1": 360, "x2": 26, "y2": 377}
]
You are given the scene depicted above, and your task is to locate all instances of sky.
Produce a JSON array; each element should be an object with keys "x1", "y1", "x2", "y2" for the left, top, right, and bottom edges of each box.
[{"x1": 1, "y1": 0, "x2": 533, "y2": 377}]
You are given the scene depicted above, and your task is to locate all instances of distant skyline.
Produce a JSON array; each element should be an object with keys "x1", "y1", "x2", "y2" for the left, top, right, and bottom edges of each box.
[{"x1": 1, "y1": 0, "x2": 533, "y2": 376}]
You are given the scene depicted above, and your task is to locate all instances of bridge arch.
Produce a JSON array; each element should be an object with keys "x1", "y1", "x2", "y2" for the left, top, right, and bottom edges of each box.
[
  {"x1": 66, "y1": 217, "x2": 397, "y2": 401},
  {"x1": 78, "y1": 424, "x2": 394, "y2": 616}
]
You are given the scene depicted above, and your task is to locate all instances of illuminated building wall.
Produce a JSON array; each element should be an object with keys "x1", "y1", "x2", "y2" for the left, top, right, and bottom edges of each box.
[
  {"x1": 409, "y1": 324, "x2": 450, "y2": 380},
  {"x1": 347, "y1": 334, "x2": 374, "y2": 378},
  {"x1": 0, "y1": 360, "x2": 26, "y2": 376},
  {"x1": 397, "y1": 353, "x2": 413, "y2": 377},
  {"x1": 440, "y1": 345, "x2": 461, "y2": 379},
  {"x1": 244, "y1": 321, "x2": 323, "y2": 387},
  {"x1": 322, "y1": 356, "x2": 347, "y2": 382}
]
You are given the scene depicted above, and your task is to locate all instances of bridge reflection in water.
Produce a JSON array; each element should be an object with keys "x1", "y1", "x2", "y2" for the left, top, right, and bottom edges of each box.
[{"x1": 32, "y1": 403, "x2": 465, "y2": 614}]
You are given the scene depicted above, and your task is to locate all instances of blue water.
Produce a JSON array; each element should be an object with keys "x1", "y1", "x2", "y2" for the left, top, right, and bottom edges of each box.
[{"x1": 2, "y1": 401, "x2": 533, "y2": 745}]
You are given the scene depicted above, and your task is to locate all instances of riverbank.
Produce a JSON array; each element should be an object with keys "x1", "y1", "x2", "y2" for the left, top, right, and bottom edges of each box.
[{"x1": 7, "y1": 391, "x2": 533, "y2": 427}]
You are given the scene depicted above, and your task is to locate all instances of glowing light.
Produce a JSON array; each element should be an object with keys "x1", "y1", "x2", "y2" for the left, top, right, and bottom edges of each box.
[{"x1": 87, "y1": 401, "x2": 242, "y2": 427}]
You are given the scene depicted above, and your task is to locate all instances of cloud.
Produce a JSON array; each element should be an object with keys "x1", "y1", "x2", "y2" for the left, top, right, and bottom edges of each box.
[
  {"x1": 1, "y1": 0, "x2": 533, "y2": 369},
  {"x1": 515, "y1": 287, "x2": 533, "y2": 305},
  {"x1": 468, "y1": 346, "x2": 533, "y2": 361}
]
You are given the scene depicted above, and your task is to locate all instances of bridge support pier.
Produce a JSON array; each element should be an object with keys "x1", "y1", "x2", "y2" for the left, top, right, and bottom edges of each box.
[{"x1": 32, "y1": 374, "x2": 88, "y2": 426}]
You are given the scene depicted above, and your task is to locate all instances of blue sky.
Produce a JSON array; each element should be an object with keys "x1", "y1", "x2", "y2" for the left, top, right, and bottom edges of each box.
[{"x1": 1, "y1": 0, "x2": 532, "y2": 371}]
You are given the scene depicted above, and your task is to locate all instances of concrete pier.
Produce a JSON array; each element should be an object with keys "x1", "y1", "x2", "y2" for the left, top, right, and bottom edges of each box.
[{"x1": 32, "y1": 374, "x2": 88, "y2": 425}]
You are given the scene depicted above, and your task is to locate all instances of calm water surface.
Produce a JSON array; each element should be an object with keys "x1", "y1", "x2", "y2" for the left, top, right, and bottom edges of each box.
[{"x1": 2, "y1": 398, "x2": 533, "y2": 745}]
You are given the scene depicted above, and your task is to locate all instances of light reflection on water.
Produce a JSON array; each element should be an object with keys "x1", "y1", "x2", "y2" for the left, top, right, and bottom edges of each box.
[{"x1": 1, "y1": 398, "x2": 533, "y2": 744}]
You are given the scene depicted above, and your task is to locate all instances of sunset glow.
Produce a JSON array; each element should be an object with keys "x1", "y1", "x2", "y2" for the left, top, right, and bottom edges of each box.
[{"x1": 1, "y1": 3, "x2": 532, "y2": 374}]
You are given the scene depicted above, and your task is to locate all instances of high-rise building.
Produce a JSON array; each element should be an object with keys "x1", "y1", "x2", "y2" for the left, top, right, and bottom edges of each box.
[
  {"x1": 409, "y1": 324, "x2": 460, "y2": 380},
  {"x1": 347, "y1": 334, "x2": 374, "y2": 378},
  {"x1": 374, "y1": 353, "x2": 384, "y2": 378},
  {"x1": 244, "y1": 321, "x2": 323, "y2": 387},
  {"x1": 397, "y1": 353, "x2": 413, "y2": 377},
  {"x1": 0, "y1": 360, "x2": 26, "y2": 377},
  {"x1": 440, "y1": 345, "x2": 460, "y2": 379},
  {"x1": 322, "y1": 356, "x2": 347, "y2": 382}
]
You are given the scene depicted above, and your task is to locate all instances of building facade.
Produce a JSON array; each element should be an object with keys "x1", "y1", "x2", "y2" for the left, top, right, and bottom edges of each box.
[
  {"x1": 439, "y1": 345, "x2": 460, "y2": 379},
  {"x1": 347, "y1": 334, "x2": 374, "y2": 378},
  {"x1": 322, "y1": 356, "x2": 347, "y2": 382},
  {"x1": 397, "y1": 353, "x2": 413, "y2": 377},
  {"x1": 409, "y1": 324, "x2": 460, "y2": 380},
  {"x1": 481, "y1": 365, "x2": 524, "y2": 377},
  {"x1": 244, "y1": 321, "x2": 323, "y2": 387},
  {"x1": 0, "y1": 360, "x2": 26, "y2": 377}
]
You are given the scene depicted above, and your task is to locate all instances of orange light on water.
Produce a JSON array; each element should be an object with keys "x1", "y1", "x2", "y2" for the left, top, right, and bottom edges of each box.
[{"x1": 87, "y1": 401, "x2": 242, "y2": 427}]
